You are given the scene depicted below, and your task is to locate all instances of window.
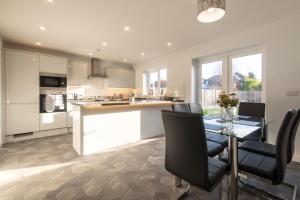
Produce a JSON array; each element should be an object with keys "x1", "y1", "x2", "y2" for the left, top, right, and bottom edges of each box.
[
  {"x1": 194, "y1": 49, "x2": 264, "y2": 114},
  {"x1": 231, "y1": 53, "x2": 262, "y2": 103},
  {"x1": 201, "y1": 61, "x2": 223, "y2": 115},
  {"x1": 142, "y1": 73, "x2": 148, "y2": 95},
  {"x1": 142, "y1": 68, "x2": 167, "y2": 96},
  {"x1": 159, "y1": 68, "x2": 167, "y2": 96}
]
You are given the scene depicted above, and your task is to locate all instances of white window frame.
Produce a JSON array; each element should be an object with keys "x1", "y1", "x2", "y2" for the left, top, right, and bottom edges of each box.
[
  {"x1": 194, "y1": 48, "x2": 266, "y2": 104},
  {"x1": 143, "y1": 68, "x2": 167, "y2": 96}
]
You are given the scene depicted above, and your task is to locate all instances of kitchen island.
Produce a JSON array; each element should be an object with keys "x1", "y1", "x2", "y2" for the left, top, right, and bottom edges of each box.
[{"x1": 72, "y1": 100, "x2": 172, "y2": 155}]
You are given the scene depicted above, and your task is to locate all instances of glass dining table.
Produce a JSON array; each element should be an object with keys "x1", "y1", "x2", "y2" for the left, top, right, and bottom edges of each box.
[{"x1": 203, "y1": 115, "x2": 274, "y2": 200}]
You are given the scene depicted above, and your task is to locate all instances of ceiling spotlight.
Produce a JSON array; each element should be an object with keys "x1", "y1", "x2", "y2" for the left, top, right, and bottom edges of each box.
[
  {"x1": 197, "y1": 0, "x2": 225, "y2": 23},
  {"x1": 141, "y1": 52, "x2": 145, "y2": 56},
  {"x1": 89, "y1": 52, "x2": 93, "y2": 56},
  {"x1": 102, "y1": 42, "x2": 107, "y2": 46},
  {"x1": 36, "y1": 42, "x2": 42, "y2": 46},
  {"x1": 124, "y1": 26, "x2": 130, "y2": 31},
  {"x1": 167, "y1": 42, "x2": 172, "y2": 46},
  {"x1": 47, "y1": 0, "x2": 53, "y2": 2},
  {"x1": 39, "y1": 26, "x2": 46, "y2": 31},
  {"x1": 123, "y1": 59, "x2": 128, "y2": 63}
]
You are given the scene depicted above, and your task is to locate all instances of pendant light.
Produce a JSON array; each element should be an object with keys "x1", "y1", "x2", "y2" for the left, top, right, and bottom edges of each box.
[{"x1": 197, "y1": 0, "x2": 226, "y2": 23}]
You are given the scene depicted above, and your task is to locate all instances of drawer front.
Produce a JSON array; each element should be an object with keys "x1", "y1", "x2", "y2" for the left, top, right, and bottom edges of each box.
[
  {"x1": 6, "y1": 104, "x2": 39, "y2": 135},
  {"x1": 40, "y1": 112, "x2": 67, "y2": 130}
]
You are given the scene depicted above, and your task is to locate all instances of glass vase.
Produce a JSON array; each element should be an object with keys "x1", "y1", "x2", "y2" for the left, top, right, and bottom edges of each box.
[{"x1": 223, "y1": 107, "x2": 234, "y2": 122}]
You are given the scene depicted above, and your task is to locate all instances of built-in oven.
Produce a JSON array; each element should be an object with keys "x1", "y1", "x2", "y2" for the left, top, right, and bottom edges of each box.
[
  {"x1": 40, "y1": 75, "x2": 67, "y2": 88},
  {"x1": 40, "y1": 88, "x2": 67, "y2": 113}
]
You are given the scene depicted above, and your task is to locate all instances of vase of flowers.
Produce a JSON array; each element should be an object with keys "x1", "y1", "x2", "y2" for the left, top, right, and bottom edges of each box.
[{"x1": 217, "y1": 91, "x2": 239, "y2": 122}]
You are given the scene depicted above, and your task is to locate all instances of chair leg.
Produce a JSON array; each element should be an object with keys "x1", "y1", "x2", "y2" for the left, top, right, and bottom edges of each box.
[
  {"x1": 218, "y1": 180, "x2": 223, "y2": 200},
  {"x1": 239, "y1": 177, "x2": 297, "y2": 200},
  {"x1": 177, "y1": 184, "x2": 191, "y2": 200},
  {"x1": 175, "y1": 176, "x2": 182, "y2": 187},
  {"x1": 282, "y1": 182, "x2": 297, "y2": 200}
]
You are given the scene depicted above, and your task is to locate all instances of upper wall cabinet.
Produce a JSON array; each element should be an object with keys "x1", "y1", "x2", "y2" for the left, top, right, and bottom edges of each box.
[
  {"x1": 40, "y1": 55, "x2": 67, "y2": 74},
  {"x1": 5, "y1": 50, "x2": 39, "y2": 104},
  {"x1": 106, "y1": 67, "x2": 135, "y2": 88},
  {"x1": 68, "y1": 61, "x2": 89, "y2": 86}
]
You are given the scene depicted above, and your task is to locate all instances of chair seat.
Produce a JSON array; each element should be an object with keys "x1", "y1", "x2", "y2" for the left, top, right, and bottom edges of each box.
[
  {"x1": 206, "y1": 131, "x2": 228, "y2": 147},
  {"x1": 207, "y1": 158, "x2": 227, "y2": 191},
  {"x1": 207, "y1": 140, "x2": 224, "y2": 157},
  {"x1": 239, "y1": 140, "x2": 276, "y2": 158},
  {"x1": 220, "y1": 149, "x2": 277, "y2": 181},
  {"x1": 238, "y1": 129, "x2": 262, "y2": 142}
]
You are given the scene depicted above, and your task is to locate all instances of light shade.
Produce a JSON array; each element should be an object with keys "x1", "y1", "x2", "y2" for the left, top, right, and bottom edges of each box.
[{"x1": 197, "y1": 0, "x2": 225, "y2": 23}]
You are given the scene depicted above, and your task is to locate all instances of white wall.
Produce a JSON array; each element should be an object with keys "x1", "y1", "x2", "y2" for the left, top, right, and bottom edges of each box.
[
  {"x1": 134, "y1": 14, "x2": 300, "y2": 162},
  {"x1": 0, "y1": 35, "x2": 3, "y2": 146}
]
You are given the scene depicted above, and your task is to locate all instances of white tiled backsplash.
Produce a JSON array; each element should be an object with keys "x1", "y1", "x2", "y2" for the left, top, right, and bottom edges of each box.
[{"x1": 68, "y1": 79, "x2": 134, "y2": 99}]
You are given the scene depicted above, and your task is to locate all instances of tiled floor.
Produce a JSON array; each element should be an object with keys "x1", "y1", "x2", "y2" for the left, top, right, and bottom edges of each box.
[{"x1": 0, "y1": 134, "x2": 299, "y2": 200}]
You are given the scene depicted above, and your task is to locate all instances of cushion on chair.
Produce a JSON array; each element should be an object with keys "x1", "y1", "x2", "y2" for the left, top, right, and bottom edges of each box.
[
  {"x1": 220, "y1": 149, "x2": 277, "y2": 181},
  {"x1": 207, "y1": 141, "x2": 224, "y2": 157},
  {"x1": 206, "y1": 131, "x2": 228, "y2": 147},
  {"x1": 239, "y1": 140, "x2": 276, "y2": 158},
  {"x1": 207, "y1": 158, "x2": 227, "y2": 191}
]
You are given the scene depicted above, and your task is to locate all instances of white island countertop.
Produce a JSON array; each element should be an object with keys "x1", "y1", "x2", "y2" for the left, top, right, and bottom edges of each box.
[{"x1": 71, "y1": 100, "x2": 173, "y2": 111}]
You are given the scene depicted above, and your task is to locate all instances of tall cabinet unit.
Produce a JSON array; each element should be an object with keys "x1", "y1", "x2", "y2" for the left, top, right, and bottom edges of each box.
[{"x1": 5, "y1": 50, "x2": 40, "y2": 135}]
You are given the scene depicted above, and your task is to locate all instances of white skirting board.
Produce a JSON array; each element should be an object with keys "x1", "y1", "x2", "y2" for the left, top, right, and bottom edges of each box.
[{"x1": 5, "y1": 128, "x2": 70, "y2": 143}]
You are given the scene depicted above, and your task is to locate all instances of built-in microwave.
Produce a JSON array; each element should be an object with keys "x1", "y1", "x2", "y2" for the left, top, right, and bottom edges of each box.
[{"x1": 40, "y1": 76, "x2": 67, "y2": 88}]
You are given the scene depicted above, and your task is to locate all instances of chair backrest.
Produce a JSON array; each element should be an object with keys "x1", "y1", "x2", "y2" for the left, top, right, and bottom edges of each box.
[
  {"x1": 238, "y1": 102, "x2": 266, "y2": 118},
  {"x1": 172, "y1": 103, "x2": 190, "y2": 112},
  {"x1": 287, "y1": 109, "x2": 300, "y2": 163},
  {"x1": 273, "y1": 109, "x2": 296, "y2": 184},
  {"x1": 161, "y1": 110, "x2": 210, "y2": 190},
  {"x1": 189, "y1": 103, "x2": 204, "y2": 115}
]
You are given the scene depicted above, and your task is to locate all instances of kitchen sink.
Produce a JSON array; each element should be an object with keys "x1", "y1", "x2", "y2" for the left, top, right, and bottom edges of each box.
[{"x1": 101, "y1": 102, "x2": 130, "y2": 106}]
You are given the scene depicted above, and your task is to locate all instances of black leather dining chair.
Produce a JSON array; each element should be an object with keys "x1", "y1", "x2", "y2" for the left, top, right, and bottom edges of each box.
[
  {"x1": 188, "y1": 103, "x2": 229, "y2": 148},
  {"x1": 173, "y1": 103, "x2": 225, "y2": 157},
  {"x1": 221, "y1": 109, "x2": 297, "y2": 200},
  {"x1": 239, "y1": 109, "x2": 300, "y2": 163},
  {"x1": 161, "y1": 110, "x2": 228, "y2": 199},
  {"x1": 188, "y1": 102, "x2": 204, "y2": 115},
  {"x1": 238, "y1": 102, "x2": 267, "y2": 142},
  {"x1": 172, "y1": 103, "x2": 191, "y2": 112},
  {"x1": 238, "y1": 102, "x2": 266, "y2": 118}
]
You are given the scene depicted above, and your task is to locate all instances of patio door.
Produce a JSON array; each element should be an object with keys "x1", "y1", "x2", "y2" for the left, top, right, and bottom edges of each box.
[
  {"x1": 229, "y1": 52, "x2": 264, "y2": 103},
  {"x1": 198, "y1": 57, "x2": 228, "y2": 115},
  {"x1": 197, "y1": 49, "x2": 265, "y2": 114}
]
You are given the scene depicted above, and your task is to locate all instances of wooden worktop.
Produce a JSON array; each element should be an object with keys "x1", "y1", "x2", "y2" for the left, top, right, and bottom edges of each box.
[{"x1": 71, "y1": 100, "x2": 173, "y2": 111}]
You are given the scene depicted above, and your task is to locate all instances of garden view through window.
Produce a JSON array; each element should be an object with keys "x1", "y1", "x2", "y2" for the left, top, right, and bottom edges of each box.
[
  {"x1": 200, "y1": 52, "x2": 263, "y2": 115},
  {"x1": 232, "y1": 53, "x2": 262, "y2": 103},
  {"x1": 201, "y1": 61, "x2": 222, "y2": 115}
]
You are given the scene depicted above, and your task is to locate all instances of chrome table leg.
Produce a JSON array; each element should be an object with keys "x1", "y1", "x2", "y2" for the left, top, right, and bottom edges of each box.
[{"x1": 228, "y1": 135, "x2": 238, "y2": 200}]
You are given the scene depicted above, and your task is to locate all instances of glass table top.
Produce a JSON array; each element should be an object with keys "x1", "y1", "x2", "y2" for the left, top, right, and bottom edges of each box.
[{"x1": 203, "y1": 115, "x2": 274, "y2": 138}]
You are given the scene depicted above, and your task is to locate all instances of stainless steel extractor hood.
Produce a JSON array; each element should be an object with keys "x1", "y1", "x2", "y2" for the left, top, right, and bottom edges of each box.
[{"x1": 88, "y1": 58, "x2": 107, "y2": 79}]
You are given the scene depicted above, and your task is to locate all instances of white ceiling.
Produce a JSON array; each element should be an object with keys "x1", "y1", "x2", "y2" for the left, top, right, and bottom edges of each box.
[{"x1": 0, "y1": 0, "x2": 300, "y2": 64}]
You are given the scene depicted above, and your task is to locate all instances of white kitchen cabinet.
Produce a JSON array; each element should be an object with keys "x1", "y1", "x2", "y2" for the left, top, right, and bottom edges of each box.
[
  {"x1": 40, "y1": 112, "x2": 67, "y2": 131},
  {"x1": 67, "y1": 102, "x2": 73, "y2": 128},
  {"x1": 67, "y1": 61, "x2": 89, "y2": 86},
  {"x1": 40, "y1": 55, "x2": 67, "y2": 74},
  {"x1": 5, "y1": 50, "x2": 39, "y2": 104},
  {"x1": 6, "y1": 104, "x2": 39, "y2": 135},
  {"x1": 106, "y1": 68, "x2": 135, "y2": 88}
]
